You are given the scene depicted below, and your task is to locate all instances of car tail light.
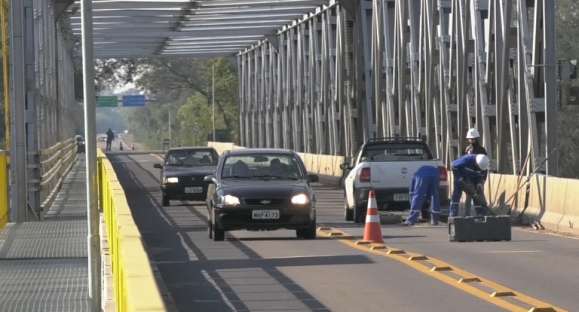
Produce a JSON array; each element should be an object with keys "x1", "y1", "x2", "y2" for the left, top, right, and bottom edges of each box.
[
  {"x1": 439, "y1": 166, "x2": 448, "y2": 181},
  {"x1": 359, "y1": 167, "x2": 371, "y2": 183}
]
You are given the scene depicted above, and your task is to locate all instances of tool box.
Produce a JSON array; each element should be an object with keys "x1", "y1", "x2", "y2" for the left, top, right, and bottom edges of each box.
[{"x1": 449, "y1": 215, "x2": 511, "y2": 242}]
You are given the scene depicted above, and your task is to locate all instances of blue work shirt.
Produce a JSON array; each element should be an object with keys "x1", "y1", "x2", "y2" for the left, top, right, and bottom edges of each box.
[{"x1": 451, "y1": 154, "x2": 484, "y2": 182}]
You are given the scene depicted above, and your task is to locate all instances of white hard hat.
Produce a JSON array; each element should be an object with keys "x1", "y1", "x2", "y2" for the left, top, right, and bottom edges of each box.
[
  {"x1": 475, "y1": 154, "x2": 490, "y2": 171},
  {"x1": 466, "y1": 128, "x2": 480, "y2": 139}
]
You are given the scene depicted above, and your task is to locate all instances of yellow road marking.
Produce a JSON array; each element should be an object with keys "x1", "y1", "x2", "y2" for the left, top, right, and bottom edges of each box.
[{"x1": 318, "y1": 227, "x2": 567, "y2": 312}]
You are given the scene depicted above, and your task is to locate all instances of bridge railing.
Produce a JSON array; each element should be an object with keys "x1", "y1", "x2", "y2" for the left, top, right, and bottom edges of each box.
[
  {"x1": 0, "y1": 151, "x2": 7, "y2": 229},
  {"x1": 97, "y1": 150, "x2": 166, "y2": 312},
  {"x1": 39, "y1": 137, "x2": 78, "y2": 212}
]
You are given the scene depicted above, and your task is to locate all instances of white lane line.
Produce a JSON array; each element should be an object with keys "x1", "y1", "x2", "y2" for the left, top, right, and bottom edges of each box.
[
  {"x1": 515, "y1": 227, "x2": 579, "y2": 240},
  {"x1": 201, "y1": 270, "x2": 238, "y2": 312},
  {"x1": 483, "y1": 250, "x2": 542, "y2": 254},
  {"x1": 177, "y1": 232, "x2": 199, "y2": 261}
]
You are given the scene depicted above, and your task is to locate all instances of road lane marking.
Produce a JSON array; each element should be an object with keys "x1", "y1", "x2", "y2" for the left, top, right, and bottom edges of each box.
[
  {"x1": 484, "y1": 250, "x2": 542, "y2": 254},
  {"x1": 319, "y1": 227, "x2": 567, "y2": 312},
  {"x1": 201, "y1": 270, "x2": 238, "y2": 312},
  {"x1": 517, "y1": 227, "x2": 579, "y2": 241}
]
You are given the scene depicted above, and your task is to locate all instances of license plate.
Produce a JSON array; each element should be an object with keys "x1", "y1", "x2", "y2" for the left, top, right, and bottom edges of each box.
[
  {"x1": 393, "y1": 193, "x2": 409, "y2": 202},
  {"x1": 184, "y1": 187, "x2": 203, "y2": 194},
  {"x1": 252, "y1": 210, "x2": 280, "y2": 220}
]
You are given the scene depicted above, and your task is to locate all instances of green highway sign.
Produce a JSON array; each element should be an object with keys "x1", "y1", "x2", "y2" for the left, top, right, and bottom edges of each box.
[{"x1": 96, "y1": 96, "x2": 119, "y2": 107}]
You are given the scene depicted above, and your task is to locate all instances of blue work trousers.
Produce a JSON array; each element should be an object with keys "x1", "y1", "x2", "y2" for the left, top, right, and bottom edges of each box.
[{"x1": 406, "y1": 175, "x2": 440, "y2": 224}]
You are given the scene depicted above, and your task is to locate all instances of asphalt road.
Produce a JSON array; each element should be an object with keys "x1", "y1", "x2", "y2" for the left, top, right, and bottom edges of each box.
[{"x1": 109, "y1": 153, "x2": 578, "y2": 312}]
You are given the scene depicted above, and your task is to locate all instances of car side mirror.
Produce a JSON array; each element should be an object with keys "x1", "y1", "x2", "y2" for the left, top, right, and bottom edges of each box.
[
  {"x1": 204, "y1": 175, "x2": 216, "y2": 183},
  {"x1": 308, "y1": 174, "x2": 319, "y2": 183},
  {"x1": 153, "y1": 164, "x2": 163, "y2": 169}
]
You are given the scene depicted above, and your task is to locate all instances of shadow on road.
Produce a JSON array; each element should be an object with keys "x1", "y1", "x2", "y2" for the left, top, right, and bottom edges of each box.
[{"x1": 110, "y1": 154, "x2": 370, "y2": 312}]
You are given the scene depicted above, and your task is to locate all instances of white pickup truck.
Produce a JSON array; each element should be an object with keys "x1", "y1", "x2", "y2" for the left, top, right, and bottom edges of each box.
[{"x1": 342, "y1": 138, "x2": 449, "y2": 223}]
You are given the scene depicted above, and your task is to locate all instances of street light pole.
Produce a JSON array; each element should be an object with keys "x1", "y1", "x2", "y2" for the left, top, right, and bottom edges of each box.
[
  {"x1": 80, "y1": 0, "x2": 101, "y2": 310},
  {"x1": 212, "y1": 63, "x2": 216, "y2": 142},
  {"x1": 168, "y1": 110, "x2": 172, "y2": 146}
]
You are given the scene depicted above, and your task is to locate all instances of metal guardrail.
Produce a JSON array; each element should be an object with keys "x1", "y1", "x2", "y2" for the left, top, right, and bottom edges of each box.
[
  {"x1": 0, "y1": 150, "x2": 8, "y2": 229},
  {"x1": 39, "y1": 138, "x2": 78, "y2": 213},
  {"x1": 97, "y1": 150, "x2": 166, "y2": 312}
]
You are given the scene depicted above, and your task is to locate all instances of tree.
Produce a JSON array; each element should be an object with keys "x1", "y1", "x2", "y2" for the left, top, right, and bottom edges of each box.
[
  {"x1": 557, "y1": 0, "x2": 579, "y2": 178},
  {"x1": 97, "y1": 57, "x2": 239, "y2": 149}
]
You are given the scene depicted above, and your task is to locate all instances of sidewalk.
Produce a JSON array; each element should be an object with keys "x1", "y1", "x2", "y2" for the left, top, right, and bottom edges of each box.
[{"x1": 0, "y1": 159, "x2": 90, "y2": 311}]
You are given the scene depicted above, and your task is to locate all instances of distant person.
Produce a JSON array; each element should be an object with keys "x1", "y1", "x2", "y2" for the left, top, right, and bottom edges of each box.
[
  {"x1": 463, "y1": 128, "x2": 487, "y2": 155},
  {"x1": 106, "y1": 128, "x2": 115, "y2": 152},
  {"x1": 119, "y1": 141, "x2": 124, "y2": 151}
]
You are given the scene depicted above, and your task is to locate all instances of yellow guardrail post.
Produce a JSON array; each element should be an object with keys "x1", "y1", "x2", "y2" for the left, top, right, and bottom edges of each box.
[
  {"x1": 97, "y1": 149, "x2": 166, "y2": 311},
  {"x1": 0, "y1": 150, "x2": 7, "y2": 228}
]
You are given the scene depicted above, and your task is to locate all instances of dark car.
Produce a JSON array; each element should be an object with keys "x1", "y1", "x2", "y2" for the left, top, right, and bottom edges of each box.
[
  {"x1": 154, "y1": 147, "x2": 219, "y2": 206},
  {"x1": 204, "y1": 149, "x2": 319, "y2": 241}
]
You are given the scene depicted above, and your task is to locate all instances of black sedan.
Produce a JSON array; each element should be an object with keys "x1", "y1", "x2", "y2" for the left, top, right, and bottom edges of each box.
[
  {"x1": 204, "y1": 149, "x2": 319, "y2": 241},
  {"x1": 154, "y1": 147, "x2": 219, "y2": 206}
]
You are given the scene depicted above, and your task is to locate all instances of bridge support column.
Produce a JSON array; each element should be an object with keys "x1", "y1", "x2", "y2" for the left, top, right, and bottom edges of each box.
[{"x1": 80, "y1": 0, "x2": 101, "y2": 310}]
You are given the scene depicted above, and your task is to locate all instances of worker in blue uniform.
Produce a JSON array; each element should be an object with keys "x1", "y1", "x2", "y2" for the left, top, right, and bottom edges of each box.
[
  {"x1": 450, "y1": 154, "x2": 490, "y2": 217},
  {"x1": 404, "y1": 166, "x2": 441, "y2": 226}
]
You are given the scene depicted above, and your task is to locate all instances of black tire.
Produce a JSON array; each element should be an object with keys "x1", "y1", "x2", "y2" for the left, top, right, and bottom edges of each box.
[
  {"x1": 213, "y1": 226, "x2": 225, "y2": 241},
  {"x1": 344, "y1": 200, "x2": 354, "y2": 221},
  {"x1": 162, "y1": 193, "x2": 170, "y2": 206},
  {"x1": 296, "y1": 221, "x2": 317, "y2": 239},
  {"x1": 208, "y1": 216, "x2": 213, "y2": 239},
  {"x1": 354, "y1": 203, "x2": 366, "y2": 224}
]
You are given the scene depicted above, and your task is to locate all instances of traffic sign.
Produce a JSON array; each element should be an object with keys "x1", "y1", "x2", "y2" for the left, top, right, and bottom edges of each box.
[
  {"x1": 96, "y1": 96, "x2": 118, "y2": 107},
  {"x1": 122, "y1": 95, "x2": 146, "y2": 107}
]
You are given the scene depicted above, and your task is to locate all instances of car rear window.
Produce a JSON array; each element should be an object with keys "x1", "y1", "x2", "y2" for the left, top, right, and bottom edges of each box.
[
  {"x1": 361, "y1": 143, "x2": 432, "y2": 162},
  {"x1": 165, "y1": 150, "x2": 218, "y2": 167},
  {"x1": 221, "y1": 154, "x2": 304, "y2": 180}
]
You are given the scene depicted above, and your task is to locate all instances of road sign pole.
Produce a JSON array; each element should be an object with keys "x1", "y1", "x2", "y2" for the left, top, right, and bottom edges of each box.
[
  {"x1": 212, "y1": 63, "x2": 216, "y2": 142},
  {"x1": 80, "y1": 0, "x2": 101, "y2": 310}
]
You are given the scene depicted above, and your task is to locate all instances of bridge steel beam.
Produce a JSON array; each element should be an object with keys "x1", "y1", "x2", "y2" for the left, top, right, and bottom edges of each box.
[
  {"x1": 8, "y1": 0, "x2": 78, "y2": 221},
  {"x1": 368, "y1": 0, "x2": 558, "y2": 174},
  {"x1": 238, "y1": 0, "x2": 558, "y2": 174},
  {"x1": 239, "y1": 0, "x2": 361, "y2": 158}
]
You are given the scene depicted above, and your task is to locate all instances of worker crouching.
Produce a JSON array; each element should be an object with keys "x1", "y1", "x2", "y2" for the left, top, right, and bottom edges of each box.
[
  {"x1": 450, "y1": 154, "x2": 490, "y2": 217},
  {"x1": 404, "y1": 166, "x2": 441, "y2": 226}
]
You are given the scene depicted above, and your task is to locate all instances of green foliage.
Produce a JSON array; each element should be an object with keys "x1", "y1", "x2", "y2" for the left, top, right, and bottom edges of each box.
[
  {"x1": 557, "y1": 0, "x2": 579, "y2": 178},
  {"x1": 103, "y1": 57, "x2": 239, "y2": 149}
]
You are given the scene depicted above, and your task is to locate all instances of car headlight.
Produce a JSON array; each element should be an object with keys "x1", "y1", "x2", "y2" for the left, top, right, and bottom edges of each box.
[
  {"x1": 165, "y1": 177, "x2": 179, "y2": 184},
  {"x1": 222, "y1": 195, "x2": 241, "y2": 207},
  {"x1": 291, "y1": 193, "x2": 309, "y2": 205}
]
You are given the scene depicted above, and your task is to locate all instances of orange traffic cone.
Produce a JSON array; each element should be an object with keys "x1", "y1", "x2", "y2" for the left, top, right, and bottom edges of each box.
[{"x1": 363, "y1": 190, "x2": 383, "y2": 243}]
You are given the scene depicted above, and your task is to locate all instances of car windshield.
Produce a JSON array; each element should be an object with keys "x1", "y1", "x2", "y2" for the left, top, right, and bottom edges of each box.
[
  {"x1": 361, "y1": 144, "x2": 432, "y2": 162},
  {"x1": 221, "y1": 154, "x2": 303, "y2": 180},
  {"x1": 165, "y1": 150, "x2": 218, "y2": 167}
]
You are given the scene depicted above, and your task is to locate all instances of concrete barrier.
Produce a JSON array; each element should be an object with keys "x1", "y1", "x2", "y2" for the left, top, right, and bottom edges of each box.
[
  {"x1": 525, "y1": 175, "x2": 579, "y2": 236},
  {"x1": 0, "y1": 151, "x2": 7, "y2": 229},
  {"x1": 208, "y1": 142, "x2": 344, "y2": 178},
  {"x1": 484, "y1": 173, "x2": 528, "y2": 215},
  {"x1": 97, "y1": 150, "x2": 166, "y2": 311}
]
